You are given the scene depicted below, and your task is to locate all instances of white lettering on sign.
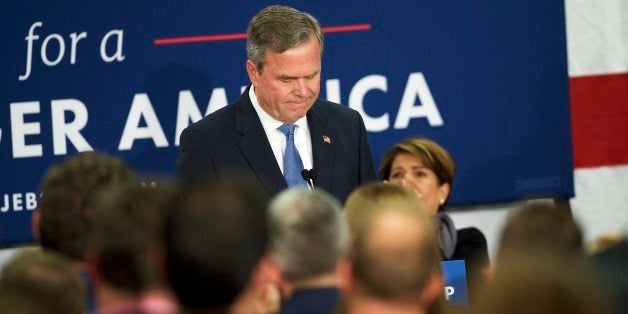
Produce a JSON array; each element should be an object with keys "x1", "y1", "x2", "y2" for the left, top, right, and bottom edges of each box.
[
  {"x1": 51, "y1": 99, "x2": 93, "y2": 155},
  {"x1": 445, "y1": 286, "x2": 455, "y2": 300},
  {"x1": 0, "y1": 192, "x2": 38, "y2": 213},
  {"x1": 10, "y1": 101, "x2": 42, "y2": 158},
  {"x1": 5, "y1": 72, "x2": 442, "y2": 158},
  {"x1": 9, "y1": 100, "x2": 93, "y2": 158},
  {"x1": 349, "y1": 74, "x2": 390, "y2": 132},
  {"x1": 100, "y1": 29, "x2": 125, "y2": 62},
  {"x1": 118, "y1": 93, "x2": 169, "y2": 150},
  {"x1": 329, "y1": 72, "x2": 443, "y2": 132},
  {"x1": 174, "y1": 88, "x2": 229, "y2": 146},
  {"x1": 394, "y1": 72, "x2": 443, "y2": 128},
  {"x1": 19, "y1": 21, "x2": 123, "y2": 81}
]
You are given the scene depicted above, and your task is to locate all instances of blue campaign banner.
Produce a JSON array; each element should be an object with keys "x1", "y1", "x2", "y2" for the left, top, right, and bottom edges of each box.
[
  {"x1": 0, "y1": 1, "x2": 572, "y2": 244},
  {"x1": 442, "y1": 260, "x2": 469, "y2": 306}
]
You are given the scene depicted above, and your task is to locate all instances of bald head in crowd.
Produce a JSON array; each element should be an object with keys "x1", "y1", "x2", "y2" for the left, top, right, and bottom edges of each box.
[{"x1": 343, "y1": 183, "x2": 444, "y2": 314}]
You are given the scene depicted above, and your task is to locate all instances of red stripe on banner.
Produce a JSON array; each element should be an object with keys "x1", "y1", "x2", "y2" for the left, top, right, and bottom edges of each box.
[
  {"x1": 154, "y1": 33, "x2": 248, "y2": 45},
  {"x1": 154, "y1": 23, "x2": 371, "y2": 45},
  {"x1": 570, "y1": 72, "x2": 628, "y2": 168},
  {"x1": 322, "y1": 23, "x2": 371, "y2": 33}
]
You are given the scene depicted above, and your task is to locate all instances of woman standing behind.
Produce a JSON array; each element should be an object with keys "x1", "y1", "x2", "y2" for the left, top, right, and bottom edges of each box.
[{"x1": 379, "y1": 137, "x2": 489, "y2": 282}]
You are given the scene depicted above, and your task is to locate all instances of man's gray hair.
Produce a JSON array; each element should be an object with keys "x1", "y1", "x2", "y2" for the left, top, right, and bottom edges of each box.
[
  {"x1": 269, "y1": 188, "x2": 348, "y2": 283},
  {"x1": 247, "y1": 5, "x2": 324, "y2": 71}
]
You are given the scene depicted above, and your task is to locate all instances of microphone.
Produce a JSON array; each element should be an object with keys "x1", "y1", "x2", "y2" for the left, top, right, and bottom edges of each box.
[
  {"x1": 308, "y1": 169, "x2": 317, "y2": 184},
  {"x1": 301, "y1": 169, "x2": 316, "y2": 189}
]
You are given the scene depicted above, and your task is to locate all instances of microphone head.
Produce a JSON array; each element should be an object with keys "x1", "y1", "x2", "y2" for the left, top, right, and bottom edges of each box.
[
  {"x1": 308, "y1": 169, "x2": 317, "y2": 179},
  {"x1": 301, "y1": 169, "x2": 311, "y2": 181}
]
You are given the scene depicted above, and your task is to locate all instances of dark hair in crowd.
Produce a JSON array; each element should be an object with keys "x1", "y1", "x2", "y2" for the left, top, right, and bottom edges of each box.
[
  {"x1": 473, "y1": 252, "x2": 611, "y2": 314},
  {"x1": 37, "y1": 152, "x2": 136, "y2": 261},
  {"x1": 90, "y1": 183, "x2": 176, "y2": 294},
  {"x1": 165, "y1": 178, "x2": 270, "y2": 312},
  {"x1": 498, "y1": 202, "x2": 583, "y2": 259}
]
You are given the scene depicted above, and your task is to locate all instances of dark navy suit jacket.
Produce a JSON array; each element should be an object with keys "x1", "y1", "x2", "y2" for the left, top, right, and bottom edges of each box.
[
  {"x1": 175, "y1": 86, "x2": 376, "y2": 203},
  {"x1": 280, "y1": 287, "x2": 341, "y2": 314}
]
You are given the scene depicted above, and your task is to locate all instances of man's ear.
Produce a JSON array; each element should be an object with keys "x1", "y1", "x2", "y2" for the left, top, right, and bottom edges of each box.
[
  {"x1": 252, "y1": 254, "x2": 290, "y2": 300},
  {"x1": 419, "y1": 272, "x2": 444, "y2": 308},
  {"x1": 31, "y1": 210, "x2": 41, "y2": 241},
  {"x1": 84, "y1": 250, "x2": 102, "y2": 282},
  {"x1": 482, "y1": 263, "x2": 495, "y2": 280},
  {"x1": 246, "y1": 60, "x2": 259, "y2": 86},
  {"x1": 256, "y1": 254, "x2": 283, "y2": 286},
  {"x1": 336, "y1": 259, "x2": 354, "y2": 294}
]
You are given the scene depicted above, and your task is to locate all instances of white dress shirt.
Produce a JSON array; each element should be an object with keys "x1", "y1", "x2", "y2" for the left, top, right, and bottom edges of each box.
[{"x1": 249, "y1": 86, "x2": 313, "y2": 175}]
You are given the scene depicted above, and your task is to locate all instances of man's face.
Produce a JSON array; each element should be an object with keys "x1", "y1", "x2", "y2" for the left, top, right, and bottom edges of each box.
[{"x1": 247, "y1": 36, "x2": 321, "y2": 124}]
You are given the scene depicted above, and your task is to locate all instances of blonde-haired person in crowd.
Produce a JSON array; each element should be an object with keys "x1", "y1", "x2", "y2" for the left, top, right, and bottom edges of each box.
[
  {"x1": 341, "y1": 183, "x2": 449, "y2": 314},
  {"x1": 379, "y1": 137, "x2": 489, "y2": 287},
  {"x1": 0, "y1": 248, "x2": 86, "y2": 314},
  {"x1": 471, "y1": 251, "x2": 613, "y2": 314}
]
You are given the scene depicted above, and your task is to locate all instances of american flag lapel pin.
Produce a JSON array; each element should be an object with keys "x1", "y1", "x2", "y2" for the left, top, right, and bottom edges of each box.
[{"x1": 323, "y1": 135, "x2": 331, "y2": 144}]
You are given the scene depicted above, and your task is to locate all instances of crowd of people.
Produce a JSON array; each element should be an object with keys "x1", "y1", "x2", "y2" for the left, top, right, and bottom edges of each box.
[
  {"x1": 1, "y1": 4, "x2": 626, "y2": 314},
  {"x1": 0, "y1": 143, "x2": 624, "y2": 314}
]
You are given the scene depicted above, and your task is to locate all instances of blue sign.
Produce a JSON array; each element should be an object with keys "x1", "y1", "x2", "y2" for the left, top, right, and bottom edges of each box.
[
  {"x1": 1, "y1": 0, "x2": 572, "y2": 244},
  {"x1": 442, "y1": 260, "x2": 468, "y2": 306}
]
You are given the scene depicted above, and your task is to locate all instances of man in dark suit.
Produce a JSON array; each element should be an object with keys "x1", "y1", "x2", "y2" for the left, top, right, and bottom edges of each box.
[{"x1": 175, "y1": 5, "x2": 375, "y2": 203}]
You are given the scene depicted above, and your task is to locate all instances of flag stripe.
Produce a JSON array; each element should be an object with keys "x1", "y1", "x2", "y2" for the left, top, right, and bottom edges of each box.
[
  {"x1": 570, "y1": 72, "x2": 628, "y2": 168},
  {"x1": 565, "y1": 0, "x2": 628, "y2": 77}
]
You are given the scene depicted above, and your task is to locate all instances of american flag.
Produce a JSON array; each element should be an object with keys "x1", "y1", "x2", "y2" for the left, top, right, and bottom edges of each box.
[{"x1": 566, "y1": 0, "x2": 628, "y2": 240}]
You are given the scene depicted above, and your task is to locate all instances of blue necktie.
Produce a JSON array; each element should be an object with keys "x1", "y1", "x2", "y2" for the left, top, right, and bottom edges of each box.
[{"x1": 278, "y1": 124, "x2": 308, "y2": 188}]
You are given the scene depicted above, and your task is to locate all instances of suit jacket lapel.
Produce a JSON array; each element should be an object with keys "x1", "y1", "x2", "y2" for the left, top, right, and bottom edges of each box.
[
  {"x1": 235, "y1": 88, "x2": 287, "y2": 194},
  {"x1": 308, "y1": 102, "x2": 336, "y2": 193}
]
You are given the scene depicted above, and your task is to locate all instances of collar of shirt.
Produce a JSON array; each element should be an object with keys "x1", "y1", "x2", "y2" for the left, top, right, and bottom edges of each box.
[{"x1": 248, "y1": 86, "x2": 313, "y2": 174}]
